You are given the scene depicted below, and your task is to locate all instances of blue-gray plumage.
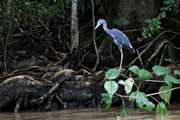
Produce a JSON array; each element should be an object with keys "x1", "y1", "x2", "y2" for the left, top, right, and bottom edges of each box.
[{"x1": 95, "y1": 19, "x2": 135, "y2": 53}]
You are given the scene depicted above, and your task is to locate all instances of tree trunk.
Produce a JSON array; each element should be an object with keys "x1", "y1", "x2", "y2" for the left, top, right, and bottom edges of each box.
[{"x1": 71, "y1": 0, "x2": 79, "y2": 53}]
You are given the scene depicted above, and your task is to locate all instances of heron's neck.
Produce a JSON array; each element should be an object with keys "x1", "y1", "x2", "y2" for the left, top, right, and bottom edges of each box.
[
  {"x1": 102, "y1": 22, "x2": 111, "y2": 33},
  {"x1": 102, "y1": 22, "x2": 108, "y2": 30}
]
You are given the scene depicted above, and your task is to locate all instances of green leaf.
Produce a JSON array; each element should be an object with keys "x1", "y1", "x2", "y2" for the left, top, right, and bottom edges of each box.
[
  {"x1": 159, "y1": 85, "x2": 172, "y2": 104},
  {"x1": 156, "y1": 102, "x2": 167, "y2": 114},
  {"x1": 105, "y1": 68, "x2": 120, "y2": 80},
  {"x1": 133, "y1": 91, "x2": 155, "y2": 112},
  {"x1": 164, "y1": 75, "x2": 180, "y2": 85},
  {"x1": 101, "y1": 93, "x2": 112, "y2": 104},
  {"x1": 152, "y1": 65, "x2": 170, "y2": 76},
  {"x1": 138, "y1": 69, "x2": 151, "y2": 80},
  {"x1": 124, "y1": 78, "x2": 134, "y2": 94},
  {"x1": 174, "y1": 70, "x2": 180, "y2": 76},
  {"x1": 144, "y1": 19, "x2": 152, "y2": 24},
  {"x1": 104, "y1": 81, "x2": 118, "y2": 96},
  {"x1": 128, "y1": 65, "x2": 140, "y2": 75},
  {"x1": 160, "y1": 11, "x2": 166, "y2": 18},
  {"x1": 101, "y1": 93, "x2": 112, "y2": 111}
]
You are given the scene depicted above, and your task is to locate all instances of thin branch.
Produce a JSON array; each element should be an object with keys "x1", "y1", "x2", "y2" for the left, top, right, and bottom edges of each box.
[
  {"x1": 136, "y1": 49, "x2": 144, "y2": 68},
  {"x1": 143, "y1": 80, "x2": 164, "y2": 83},
  {"x1": 37, "y1": 18, "x2": 49, "y2": 31},
  {"x1": 91, "y1": 0, "x2": 99, "y2": 71},
  {"x1": 146, "y1": 86, "x2": 180, "y2": 97},
  {"x1": 31, "y1": 83, "x2": 59, "y2": 104},
  {"x1": 159, "y1": 45, "x2": 168, "y2": 65},
  {"x1": 115, "y1": 86, "x2": 180, "y2": 99}
]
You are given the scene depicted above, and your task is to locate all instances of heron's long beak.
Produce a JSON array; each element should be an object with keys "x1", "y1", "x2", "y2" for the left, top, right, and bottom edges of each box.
[{"x1": 95, "y1": 24, "x2": 100, "y2": 30}]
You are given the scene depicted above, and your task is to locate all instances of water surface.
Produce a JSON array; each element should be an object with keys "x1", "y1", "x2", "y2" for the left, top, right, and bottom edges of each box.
[{"x1": 0, "y1": 108, "x2": 180, "y2": 120}]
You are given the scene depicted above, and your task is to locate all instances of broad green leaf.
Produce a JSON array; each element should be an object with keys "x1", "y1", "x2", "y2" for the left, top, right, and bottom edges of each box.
[
  {"x1": 105, "y1": 68, "x2": 119, "y2": 80},
  {"x1": 159, "y1": 85, "x2": 172, "y2": 104},
  {"x1": 156, "y1": 102, "x2": 167, "y2": 114},
  {"x1": 119, "y1": 78, "x2": 134, "y2": 94},
  {"x1": 152, "y1": 65, "x2": 170, "y2": 76},
  {"x1": 101, "y1": 93, "x2": 112, "y2": 104},
  {"x1": 128, "y1": 65, "x2": 140, "y2": 75},
  {"x1": 104, "y1": 81, "x2": 118, "y2": 96},
  {"x1": 138, "y1": 69, "x2": 151, "y2": 80},
  {"x1": 124, "y1": 78, "x2": 134, "y2": 94},
  {"x1": 134, "y1": 91, "x2": 155, "y2": 112},
  {"x1": 101, "y1": 93, "x2": 112, "y2": 110},
  {"x1": 164, "y1": 75, "x2": 180, "y2": 85},
  {"x1": 174, "y1": 70, "x2": 180, "y2": 76}
]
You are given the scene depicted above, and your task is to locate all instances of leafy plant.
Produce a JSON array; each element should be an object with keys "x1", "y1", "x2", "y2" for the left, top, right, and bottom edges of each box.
[
  {"x1": 119, "y1": 78, "x2": 134, "y2": 94},
  {"x1": 128, "y1": 65, "x2": 151, "y2": 80},
  {"x1": 128, "y1": 65, "x2": 140, "y2": 75},
  {"x1": 174, "y1": 70, "x2": 180, "y2": 76},
  {"x1": 159, "y1": 85, "x2": 172, "y2": 104},
  {"x1": 152, "y1": 65, "x2": 180, "y2": 86},
  {"x1": 160, "y1": 0, "x2": 176, "y2": 18},
  {"x1": 105, "y1": 68, "x2": 120, "y2": 80},
  {"x1": 131, "y1": 91, "x2": 155, "y2": 112},
  {"x1": 141, "y1": 0, "x2": 176, "y2": 40},
  {"x1": 153, "y1": 65, "x2": 170, "y2": 76},
  {"x1": 101, "y1": 93, "x2": 113, "y2": 110},
  {"x1": 138, "y1": 69, "x2": 151, "y2": 80},
  {"x1": 102, "y1": 65, "x2": 180, "y2": 113},
  {"x1": 104, "y1": 80, "x2": 118, "y2": 96},
  {"x1": 102, "y1": 68, "x2": 119, "y2": 109},
  {"x1": 156, "y1": 102, "x2": 167, "y2": 114},
  {"x1": 142, "y1": 18, "x2": 161, "y2": 40},
  {"x1": 164, "y1": 75, "x2": 180, "y2": 85}
]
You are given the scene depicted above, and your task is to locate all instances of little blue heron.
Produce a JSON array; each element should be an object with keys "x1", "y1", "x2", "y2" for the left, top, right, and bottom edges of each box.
[{"x1": 95, "y1": 19, "x2": 135, "y2": 71}]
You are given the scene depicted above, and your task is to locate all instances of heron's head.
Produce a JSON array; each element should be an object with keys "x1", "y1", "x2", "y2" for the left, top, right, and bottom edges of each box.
[{"x1": 95, "y1": 19, "x2": 107, "y2": 30}]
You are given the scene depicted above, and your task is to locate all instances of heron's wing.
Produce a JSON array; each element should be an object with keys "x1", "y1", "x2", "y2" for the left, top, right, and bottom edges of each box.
[
  {"x1": 105, "y1": 29, "x2": 116, "y2": 39},
  {"x1": 111, "y1": 28, "x2": 135, "y2": 53}
]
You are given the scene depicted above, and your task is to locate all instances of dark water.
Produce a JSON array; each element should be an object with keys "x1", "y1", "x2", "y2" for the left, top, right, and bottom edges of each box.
[{"x1": 0, "y1": 108, "x2": 180, "y2": 120}]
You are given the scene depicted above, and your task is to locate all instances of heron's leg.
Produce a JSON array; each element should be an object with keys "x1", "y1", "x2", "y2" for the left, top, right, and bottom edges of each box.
[{"x1": 118, "y1": 47, "x2": 123, "y2": 72}]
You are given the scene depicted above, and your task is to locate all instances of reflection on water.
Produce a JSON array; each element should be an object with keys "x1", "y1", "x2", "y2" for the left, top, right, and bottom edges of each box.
[{"x1": 0, "y1": 108, "x2": 180, "y2": 120}]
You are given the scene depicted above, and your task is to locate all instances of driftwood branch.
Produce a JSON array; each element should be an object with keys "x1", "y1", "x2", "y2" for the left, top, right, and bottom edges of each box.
[
  {"x1": 31, "y1": 83, "x2": 59, "y2": 104},
  {"x1": 129, "y1": 30, "x2": 175, "y2": 66},
  {"x1": 147, "y1": 39, "x2": 170, "y2": 65}
]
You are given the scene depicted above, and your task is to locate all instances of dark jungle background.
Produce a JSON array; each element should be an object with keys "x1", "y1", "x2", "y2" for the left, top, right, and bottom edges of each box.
[{"x1": 0, "y1": 0, "x2": 179, "y2": 112}]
